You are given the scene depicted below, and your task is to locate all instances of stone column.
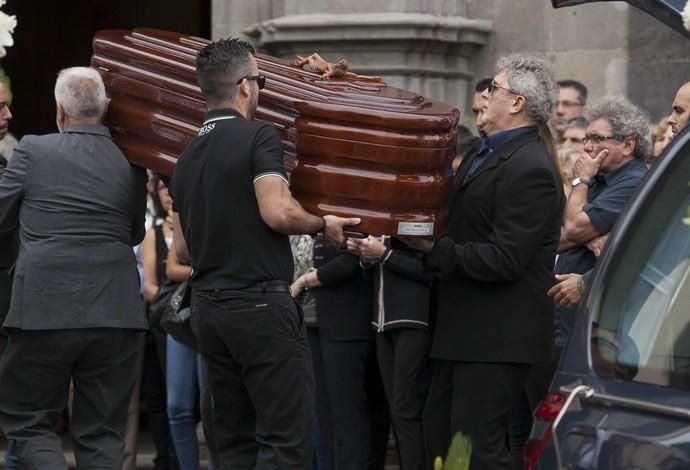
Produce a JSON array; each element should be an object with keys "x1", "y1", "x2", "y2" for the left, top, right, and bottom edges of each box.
[{"x1": 244, "y1": 12, "x2": 491, "y2": 109}]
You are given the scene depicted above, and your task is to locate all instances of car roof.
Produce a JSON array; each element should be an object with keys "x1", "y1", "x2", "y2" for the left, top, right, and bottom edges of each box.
[{"x1": 552, "y1": 0, "x2": 690, "y2": 39}]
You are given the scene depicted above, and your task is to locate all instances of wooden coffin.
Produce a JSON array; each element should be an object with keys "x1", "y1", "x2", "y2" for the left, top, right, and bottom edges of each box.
[{"x1": 90, "y1": 28, "x2": 459, "y2": 237}]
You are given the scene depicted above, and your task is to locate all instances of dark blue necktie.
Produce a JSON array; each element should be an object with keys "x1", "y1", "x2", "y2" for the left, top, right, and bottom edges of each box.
[{"x1": 464, "y1": 134, "x2": 491, "y2": 182}]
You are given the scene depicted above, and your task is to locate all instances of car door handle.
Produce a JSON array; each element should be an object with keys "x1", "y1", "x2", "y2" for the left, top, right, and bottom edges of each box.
[{"x1": 559, "y1": 384, "x2": 690, "y2": 420}]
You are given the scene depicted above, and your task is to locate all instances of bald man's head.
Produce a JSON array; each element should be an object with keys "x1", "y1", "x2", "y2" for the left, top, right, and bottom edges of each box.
[{"x1": 668, "y1": 81, "x2": 690, "y2": 136}]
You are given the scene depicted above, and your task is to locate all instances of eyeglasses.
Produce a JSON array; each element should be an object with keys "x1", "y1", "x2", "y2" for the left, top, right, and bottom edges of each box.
[
  {"x1": 487, "y1": 79, "x2": 521, "y2": 97},
  {"x1": 236, "y1": 74, "x2": 266, "y2": 90},
  {"x1": 555, "y1": 100, "x2": 583, "y2": 109},
  {"x1": 582, "y1": 134, "x2": 626, "y2": 145}
]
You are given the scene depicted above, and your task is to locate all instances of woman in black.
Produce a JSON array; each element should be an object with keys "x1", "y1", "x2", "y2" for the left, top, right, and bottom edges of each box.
[
  {"x1": 291, "y1": 238, "x2": 390, "y2": 470},
  {"x1": 347, "y1": 235, "x2": 433, "y2": 470}
]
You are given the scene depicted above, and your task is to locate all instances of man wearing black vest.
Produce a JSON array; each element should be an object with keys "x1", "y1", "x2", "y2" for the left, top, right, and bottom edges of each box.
[{"x1": 169, "y1": 38, "x2": 358, "y2": 469}]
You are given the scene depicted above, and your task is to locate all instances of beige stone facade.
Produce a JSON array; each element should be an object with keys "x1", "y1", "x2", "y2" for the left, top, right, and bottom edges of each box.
[{"x1": 212, "y1": 0, "x2": 690, "y2": 127}]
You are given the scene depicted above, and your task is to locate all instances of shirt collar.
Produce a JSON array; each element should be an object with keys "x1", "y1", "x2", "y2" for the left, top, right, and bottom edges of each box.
[
  {"x1": 62, "y1": 123, "x2": 112, "y2": 138},
  {"x1": 204, "y1": 108, "x2": 244, "y2": 122},
  {"x1": 598, "y1": 158, "x2": 646, "y2": 186},
  {"x1": 479, "y1": 126, "x2": 536, "y2": 156}
]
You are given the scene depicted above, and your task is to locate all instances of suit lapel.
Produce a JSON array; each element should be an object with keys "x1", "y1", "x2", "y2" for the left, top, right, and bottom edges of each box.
[
  {"x1": 453, "y1": 147, "x2": 476, "y2": 190},
  {"x1": 459, "y1": 130, "x2": 539, "y2": 189},
  {"x1": 460, "y1": 151, "x2": 501, "y2": 188}
]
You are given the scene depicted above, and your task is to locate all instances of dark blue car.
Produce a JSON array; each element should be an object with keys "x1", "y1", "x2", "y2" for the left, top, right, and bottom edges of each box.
[
  {"x1": 528, "y1": 124, "x2": 690, "y2": 469},
  {"x1": 528, "y1": 3, "x2": 690, "y2": 468}
]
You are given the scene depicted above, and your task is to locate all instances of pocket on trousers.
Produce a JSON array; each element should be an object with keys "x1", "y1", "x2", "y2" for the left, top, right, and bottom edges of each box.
[
  {"x1": 226, "y1": 302, "x2": 274, "y2": 327},
  {"x1": 270, "y1": 300, "x2": 303, "y2": 343}
]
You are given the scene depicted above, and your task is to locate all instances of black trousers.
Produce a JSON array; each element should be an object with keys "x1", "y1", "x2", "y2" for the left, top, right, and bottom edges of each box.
[
  {"x1": 423, "y1": 360, "x2": 530, "y2": 470},
  {"x1": 141, "y1": 330, "x2": 178, "y2": 470},
  {"x1": 508, "y1": 360, "x2": 558, "y2": 470},
  {"x1": 191, "y1": 290, "x2": 315, "y2": 470},
  {"x1": 377, "y1": 328, "x2": 431, "y2": 470},
  {"x1": 314, "y1": 334, "x2": 389, "y2": 470},
  {"x1": 0, "y1": 327, "x2": 142, "y2": 470}
]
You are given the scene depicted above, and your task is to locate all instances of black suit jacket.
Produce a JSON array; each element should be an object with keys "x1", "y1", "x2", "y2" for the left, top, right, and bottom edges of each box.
[
  {"x1": 312, "y1": 240, "x2": 374, "y2": 341},
  {"x1": 369, "y1": 237, "x2": 432, "y2": 331},
  {"x1": 425, "y1": 128, "x2": 565, "y2": 363}
]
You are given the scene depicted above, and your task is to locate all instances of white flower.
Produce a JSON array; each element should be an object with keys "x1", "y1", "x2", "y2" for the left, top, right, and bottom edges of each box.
[
  {"x1": 0, "y1": 9, "x2": 16, "y2": 58},
  {"x1": 684, "y1": 0, "x2": 690, "y2": 32}
]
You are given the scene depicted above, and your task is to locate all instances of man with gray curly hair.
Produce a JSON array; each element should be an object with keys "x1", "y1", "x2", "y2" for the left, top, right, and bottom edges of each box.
[
  {"x1": 402, "y1": 53, "x2": 564, "y2": 469},
  {"x1": 0, "y1": 66, "x2": 148, "y2": 468},
  {"x1": 553, "y1": 96, "x2": 649, "y2": 351}
]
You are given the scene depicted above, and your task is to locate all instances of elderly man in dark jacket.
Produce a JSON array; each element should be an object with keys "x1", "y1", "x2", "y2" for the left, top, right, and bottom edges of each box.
[{"x1": 403, "y1": 54, "x2": 565, "y2": 470}]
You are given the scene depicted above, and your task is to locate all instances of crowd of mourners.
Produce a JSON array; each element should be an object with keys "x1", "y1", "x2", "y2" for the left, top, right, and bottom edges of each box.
[{"x1": 0, "y1": 34, "x2": 688, "y2": 470}]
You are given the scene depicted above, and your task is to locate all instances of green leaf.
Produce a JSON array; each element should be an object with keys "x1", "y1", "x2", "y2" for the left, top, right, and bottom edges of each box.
[{"x1": 435, "y1": 432, "x2": 472, "y2": 470}]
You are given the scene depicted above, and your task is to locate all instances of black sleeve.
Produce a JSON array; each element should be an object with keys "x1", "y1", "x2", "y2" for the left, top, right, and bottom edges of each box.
[
  {"x1": 384, "y1": 248, "x2": 433, "y2": 285},
  {"x1": 316, "y1": 247, "x2": 362, "y2": 286},
  {"x1": 251, "y1": 124, "x2": 288, "y2": 184}
]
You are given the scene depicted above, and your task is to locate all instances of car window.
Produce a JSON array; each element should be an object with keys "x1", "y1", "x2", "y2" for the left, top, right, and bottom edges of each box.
[{"x1": 593, "y1": 143, "x2": 690, "y2": 388}]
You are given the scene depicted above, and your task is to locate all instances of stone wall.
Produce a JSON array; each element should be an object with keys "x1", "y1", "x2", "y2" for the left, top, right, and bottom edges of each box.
[{"x1": 211, "y1": 0, "x2": 690, "y2": 127}]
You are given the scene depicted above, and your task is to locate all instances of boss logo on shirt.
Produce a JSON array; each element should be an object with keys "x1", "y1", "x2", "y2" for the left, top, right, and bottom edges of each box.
[{"x1": 197, "y1": 122, "x2": 216, "y2": 136}]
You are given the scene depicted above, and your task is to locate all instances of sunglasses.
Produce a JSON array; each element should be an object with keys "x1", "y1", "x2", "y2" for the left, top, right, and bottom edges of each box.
[
  {"x1": 487, "y1": 79, "x2": 521, "y2": 97},
  {"x1": 236, "y1": 74, "x2": 266, "y2": 90}
]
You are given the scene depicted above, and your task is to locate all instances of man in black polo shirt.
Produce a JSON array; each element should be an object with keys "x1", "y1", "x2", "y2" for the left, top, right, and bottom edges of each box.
[
  {"x1": 169, "y1": 38, "x2": 359, "y2": 469},
  {"x1": 554, "y1": 96, "x2": 649, "y2": 351}
]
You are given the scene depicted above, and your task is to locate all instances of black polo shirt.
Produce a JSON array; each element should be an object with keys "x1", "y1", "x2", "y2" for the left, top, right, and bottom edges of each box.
[{"x1": 169, "y1": 108, "x2": 293, "y2": 290}]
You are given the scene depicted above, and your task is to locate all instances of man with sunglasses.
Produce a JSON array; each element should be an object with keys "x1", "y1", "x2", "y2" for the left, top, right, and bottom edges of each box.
[
  {"x1": 554, "y1": 96, "x2": 649, "y2": 353},
  {"x1": 402, "y1": 54, "x2": 564, "y2": 470},
  {"x1": 169, "y1": 38, "x2": 359, "y2": 469}
]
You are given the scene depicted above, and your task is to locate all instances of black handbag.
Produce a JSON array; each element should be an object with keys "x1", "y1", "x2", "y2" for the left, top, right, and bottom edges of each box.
[{"x1": 160, "y1": 280, "x2": 198, "y2": 350}]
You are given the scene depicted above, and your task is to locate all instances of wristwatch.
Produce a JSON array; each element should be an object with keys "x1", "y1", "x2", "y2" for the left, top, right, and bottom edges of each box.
[{"x1": 571, "y1": 177, "x2": 591, "y2": 188}]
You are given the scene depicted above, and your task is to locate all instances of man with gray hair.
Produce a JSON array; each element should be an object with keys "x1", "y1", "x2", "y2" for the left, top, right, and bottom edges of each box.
[
  {"x1": 402, "y1": 54, "x2": 564, "y2": 469},
  {"x1": 561, "y1": 116, "x2": 589, "y2": 150},
  {"x1": 0, "y1": 66, "x2": 148, "y2": 468},
  {"x1": 554, "y1": 96, "x2": 649, "y2": 351}
]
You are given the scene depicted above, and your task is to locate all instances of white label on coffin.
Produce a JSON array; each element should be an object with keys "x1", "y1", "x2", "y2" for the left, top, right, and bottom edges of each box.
[{"x1": 397, "y1": 222, "x2": 434, "y2": 236}]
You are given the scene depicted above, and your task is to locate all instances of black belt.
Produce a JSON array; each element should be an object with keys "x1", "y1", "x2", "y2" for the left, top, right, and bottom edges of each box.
[
  {"x1": 242, "y1": 281, "x2": 290, "y2": 293},
  {"x1": 198, "y1": 281, "x2": 290, "y2": 299}
]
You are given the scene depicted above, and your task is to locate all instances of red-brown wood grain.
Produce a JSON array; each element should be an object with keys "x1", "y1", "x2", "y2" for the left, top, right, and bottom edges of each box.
[{"x1": 90, "y1": 28, "x2": 460, "y2": 237}]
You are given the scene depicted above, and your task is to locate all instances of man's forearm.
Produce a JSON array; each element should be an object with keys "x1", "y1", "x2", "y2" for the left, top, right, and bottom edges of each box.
[
  {"x1": 172, "y1": 212, "x2": 191, "y2": 265},
  {"x1": 561, "y1": 184, "x2": 601, "y2": 245},
  {"x1": 272, "y1": 197, "x2": 324, "y2": 235},
  {"x1": 564, "y1": 184, "x2": 588, "y2": 227}
]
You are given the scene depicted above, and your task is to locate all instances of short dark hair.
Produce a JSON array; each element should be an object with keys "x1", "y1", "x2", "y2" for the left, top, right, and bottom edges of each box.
[
  {"x1": 196, "y1": 38, "x2": 256, "y2": 106},
  {"x1": 474, "y1": 78, "x2": 492, "y2": 94},
  {"x1": 557, "y1": 79, "x2": 588, "y2": 105},
  {"x1": 564, "y1": 116, "x2": 588, "y2": 130},
  {"x1": 455, "y1": 124, "x2": 478, "y2": 155}
]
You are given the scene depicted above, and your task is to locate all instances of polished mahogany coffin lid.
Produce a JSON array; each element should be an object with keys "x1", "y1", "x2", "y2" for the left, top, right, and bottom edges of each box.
[{"x1": 90, "y1": 28, "x2": 460, "y2": 237}]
